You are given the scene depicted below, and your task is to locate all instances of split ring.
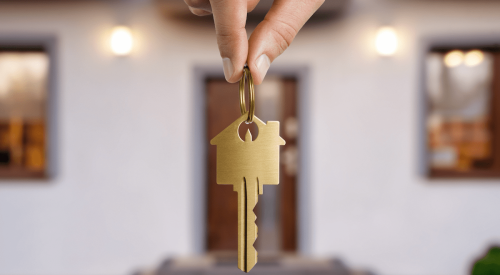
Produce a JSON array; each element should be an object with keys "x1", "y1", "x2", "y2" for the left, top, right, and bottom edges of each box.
[{"x1": 239, "y1": 66, "x2": 255, "y2": 123}]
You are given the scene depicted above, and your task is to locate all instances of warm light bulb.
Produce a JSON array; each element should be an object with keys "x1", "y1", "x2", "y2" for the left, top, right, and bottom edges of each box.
[
  {"x1": 464, "y1": 50, "x2": 484, "y2": 67},
  {"x1": 110, "y1": 26, "x2": 133, "y2": 56},
  {"x1": 375, "y1": 27, "x2": 398, "y2": 56},
  {"x1": 443, "y1": 50, "x2": 463, "y2": 68}
]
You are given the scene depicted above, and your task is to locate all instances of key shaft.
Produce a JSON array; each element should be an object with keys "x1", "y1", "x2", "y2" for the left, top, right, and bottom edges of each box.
[{"x1": 235, "y1": 177, "x2": 261, "y2": 272}]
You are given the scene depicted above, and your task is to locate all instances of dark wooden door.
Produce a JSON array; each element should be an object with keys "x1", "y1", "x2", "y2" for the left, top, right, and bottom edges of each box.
[{"x1": 206, "y1": 78, "x2": 298, "y2": 253}]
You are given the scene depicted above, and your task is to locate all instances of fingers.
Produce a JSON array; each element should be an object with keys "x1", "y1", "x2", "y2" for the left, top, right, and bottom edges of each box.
[
  {"x1": 247, "y1": 0, "x2": 324, "y2": 84},
  {"x1": 185, "y1": 0, "x2": 317, "y2": 84},
  {"x1": 185, "y1": 0, "x2": 261, "y2": 82},
  {"x1": 210, "y1": 0, "x2": 249, "y2": 82}
]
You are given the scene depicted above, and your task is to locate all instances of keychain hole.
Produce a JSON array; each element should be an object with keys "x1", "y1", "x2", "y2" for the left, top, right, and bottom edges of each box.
[{"x1": 238, "y1": 121, "x2": 259, "y2": 141}]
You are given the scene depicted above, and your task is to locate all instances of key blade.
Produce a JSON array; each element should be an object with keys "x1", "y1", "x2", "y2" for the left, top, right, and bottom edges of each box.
[{"x1": 235, "y1": 177, "x2": 259, "y2": 272}]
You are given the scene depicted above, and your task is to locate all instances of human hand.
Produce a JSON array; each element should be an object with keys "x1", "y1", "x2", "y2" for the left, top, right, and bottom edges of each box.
[{"x1": 183, "y1": 0, "x2": 324, "y2": 84}]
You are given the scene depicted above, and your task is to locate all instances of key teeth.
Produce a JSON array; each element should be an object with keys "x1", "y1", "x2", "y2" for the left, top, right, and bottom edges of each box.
[
  {"x1": 249, "y1": 194, "x2": 258, "y2": 272},
  {"x1": 254, "y1": 209, "x2": 257, "y2": 248}
]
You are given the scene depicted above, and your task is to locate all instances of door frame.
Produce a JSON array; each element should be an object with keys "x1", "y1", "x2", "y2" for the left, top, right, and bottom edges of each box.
[{"x1": 190, "y1": 64, "x2": 313, "y2": 254}]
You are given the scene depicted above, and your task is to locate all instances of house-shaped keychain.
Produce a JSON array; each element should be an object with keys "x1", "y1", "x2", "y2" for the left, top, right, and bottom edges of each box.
[{"x1": 210, "y1": 112, "x2": 286, "y2": 189}]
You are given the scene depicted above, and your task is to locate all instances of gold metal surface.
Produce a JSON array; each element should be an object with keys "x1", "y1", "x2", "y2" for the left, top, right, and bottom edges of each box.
[
  {"x1": 210, "y1": 112, "x2": 285, "y2": 272},
  {"x1": 239, "y1": 67, "x2": 255, "y2": 123}
]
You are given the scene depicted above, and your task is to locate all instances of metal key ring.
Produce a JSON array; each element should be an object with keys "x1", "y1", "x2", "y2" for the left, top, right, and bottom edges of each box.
[{"x1": 239, "y1": 66, "x2": 255, "y2": 123}]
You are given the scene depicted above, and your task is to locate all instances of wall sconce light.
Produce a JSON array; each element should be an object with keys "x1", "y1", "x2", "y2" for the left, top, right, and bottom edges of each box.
[
  {"x1": 464, "y1": 50, "x2": 484, "y2": 67},
  {"x1": 110, "y1": 26, "x2": 133, "y2": 56},
  {"x1": 443, "y1": 49, "x2": 484, "y2": 68},
  {"x1": 375, "y1": 26, "x2": 398, "y2": 56},
  {"x1": 443, "y1": 50, "x2": 464, "y2": 68}
]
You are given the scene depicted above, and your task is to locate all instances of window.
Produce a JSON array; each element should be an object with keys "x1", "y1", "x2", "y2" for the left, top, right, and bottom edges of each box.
[
  {"x1": 0, "y1": 48, "x2": 49, "y2": 178},
  {"x1": 426, "y1": 46, "x2": 500, "y2": 178}
]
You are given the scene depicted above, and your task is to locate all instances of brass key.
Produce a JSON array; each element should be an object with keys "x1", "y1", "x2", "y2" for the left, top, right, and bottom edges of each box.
[
  {"x1": 210, "y1": 67, "x2": 285, "y2": 272},
  {"x1": 211, "y1": 115, "x2": 285, "y2": 272}
]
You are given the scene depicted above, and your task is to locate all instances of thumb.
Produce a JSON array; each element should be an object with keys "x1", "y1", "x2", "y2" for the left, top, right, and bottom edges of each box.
[{"x1": 247, "y1": 0, "x2": 324, "y2": 84}]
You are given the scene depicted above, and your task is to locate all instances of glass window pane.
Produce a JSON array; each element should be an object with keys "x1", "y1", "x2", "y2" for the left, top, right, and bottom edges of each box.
[{"x1": 0, "y1": 51, "x2": 48, "y2": 178}]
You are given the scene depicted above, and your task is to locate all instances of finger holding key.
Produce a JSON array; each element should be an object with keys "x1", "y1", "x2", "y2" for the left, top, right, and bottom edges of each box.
[
  {"x1": 247, "y1": 0, "x2": 324, "y2": 84},
  {"x1": 207, "y1": 0, "x2": 259, "y2": 83},
  {"x1": 184, "y1": 0, "x2": 261, "y2": 82}
]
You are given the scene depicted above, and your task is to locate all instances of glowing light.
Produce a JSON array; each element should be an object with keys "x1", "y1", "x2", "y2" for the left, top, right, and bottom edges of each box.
[
  {"x1": 110, "y1": 26, "x2": 133, "y2": 56},
  {"x1": 375, "y1": 27, "x2": 398, "y2": 56},
  {"x1": 444, "y1": 50, "x2": 464, "y2": 67},
  {"x1": 464, "y1": 50, "x2": 484, "y2": 67}
]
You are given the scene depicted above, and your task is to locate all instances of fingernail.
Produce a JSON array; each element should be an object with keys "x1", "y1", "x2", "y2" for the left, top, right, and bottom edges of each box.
[
  {"x1": 188, "y1": 6, "x2": 212, "y2": 16},
  {"x1": 222, "y1": 58, "x2": 234, "y2": 81},
  {"x1": 256, "y1": 54, "x2": 271, "y2": 81}
]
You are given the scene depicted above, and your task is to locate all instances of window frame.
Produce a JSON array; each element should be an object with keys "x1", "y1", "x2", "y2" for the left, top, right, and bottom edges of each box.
[
  {"x1": 422, "y1": 41, "x2": 500, "y2": 179},
  {"x1": 0, "y1": 35, "x2": 57, "y2": 180}
]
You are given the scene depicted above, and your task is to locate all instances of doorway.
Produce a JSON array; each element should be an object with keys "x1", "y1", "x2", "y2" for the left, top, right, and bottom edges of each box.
[{"x1": 205, "y1": 76, "x2": 299, "y2": 254}]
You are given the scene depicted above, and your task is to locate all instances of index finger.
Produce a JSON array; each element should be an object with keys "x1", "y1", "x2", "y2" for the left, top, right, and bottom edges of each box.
[{"x1": 210, "y1": 0, "x2": 249, "y2": 82}]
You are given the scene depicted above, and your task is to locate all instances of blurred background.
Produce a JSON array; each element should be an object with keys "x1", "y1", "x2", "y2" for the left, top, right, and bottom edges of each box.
[{"x1": 0, "y1": 0, "x2": 500, "y2": 274}]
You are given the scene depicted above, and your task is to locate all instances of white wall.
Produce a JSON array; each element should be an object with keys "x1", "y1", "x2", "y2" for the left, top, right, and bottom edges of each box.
[{"x1": 0, "y1": 1, "x2": 499, "y2": 274}]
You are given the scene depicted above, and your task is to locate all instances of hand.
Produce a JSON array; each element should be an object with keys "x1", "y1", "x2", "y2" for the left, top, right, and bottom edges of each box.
[{"x1": 183, "y1": 0, "x2": 324, "y2": 84}]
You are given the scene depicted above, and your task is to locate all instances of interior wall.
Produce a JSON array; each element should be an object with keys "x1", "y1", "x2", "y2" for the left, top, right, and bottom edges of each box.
[{"x1": 0, "y1": 0, "x2": 499, "y2": 274}]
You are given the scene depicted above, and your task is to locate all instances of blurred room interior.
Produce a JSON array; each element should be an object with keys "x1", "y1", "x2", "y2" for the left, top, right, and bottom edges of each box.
[{"x1": 0, "y1": 0, "x2": 500, "y2": 274}]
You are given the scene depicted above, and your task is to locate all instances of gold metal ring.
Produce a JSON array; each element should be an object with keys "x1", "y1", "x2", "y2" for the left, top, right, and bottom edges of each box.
[{"x1": 239, "y1": 66, "x2": 255, "y2": 123}]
